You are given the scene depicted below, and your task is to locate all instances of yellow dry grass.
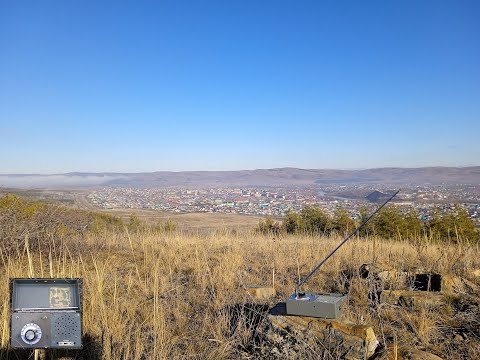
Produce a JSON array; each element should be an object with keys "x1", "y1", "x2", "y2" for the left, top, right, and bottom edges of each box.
[{"x1": 0, "y1": 228, "x2": 479, "y2": 359}]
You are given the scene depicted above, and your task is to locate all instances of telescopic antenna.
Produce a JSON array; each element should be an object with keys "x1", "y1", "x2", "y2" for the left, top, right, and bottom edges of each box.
[{"x1": 295, "y1": 189, "x2": 400, "y2": 294}]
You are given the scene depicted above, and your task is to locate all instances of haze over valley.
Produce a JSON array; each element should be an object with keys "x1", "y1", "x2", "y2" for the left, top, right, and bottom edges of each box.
[{"x1": 1, "y1": 166, "x2": 480, "y2": 188}]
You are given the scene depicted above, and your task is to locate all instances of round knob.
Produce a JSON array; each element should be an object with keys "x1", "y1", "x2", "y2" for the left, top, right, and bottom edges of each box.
[
  {"x1": 21, "y1": 323, "x2": 42, "y2": 345},
  {"x1": 25, "y1": 330, "x2": 36, "y2": 341}
]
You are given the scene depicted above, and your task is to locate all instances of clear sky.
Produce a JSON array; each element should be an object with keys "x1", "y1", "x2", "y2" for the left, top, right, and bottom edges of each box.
[{"x1": 1, "y1": 1, "x2": 479, "y2": 173}]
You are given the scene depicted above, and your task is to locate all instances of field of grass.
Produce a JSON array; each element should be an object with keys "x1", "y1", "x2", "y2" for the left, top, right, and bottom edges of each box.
[
  {"x1": 103, "y1": 208, "x2": 265, "y2": 231},
  {"x1": 0, "y1": 221, "x2": 479, "y2": 359}
]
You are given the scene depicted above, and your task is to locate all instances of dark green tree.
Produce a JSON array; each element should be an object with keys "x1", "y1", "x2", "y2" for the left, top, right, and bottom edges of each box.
[
  {"x1": 333, "y1": 207, "x2": 356, "y2": 236},
  {"x1": 358, "y1": 206, "x2": 375, "y2": 237},
  {"x1": 428, "y1": 206, "x2": 479, "y2": 244},
  {"x1": 372, "y1": 206, "x2": 405, "y2": 240},
  {"x1": 300, "y1": 206, "x2": 332, "y2": 234},
  {"x1": 403, "y1": 209, "x2": 423, "y2": 239},
  {"x1": 283, "y1": 211, "x2": 304, "y2": 234}
]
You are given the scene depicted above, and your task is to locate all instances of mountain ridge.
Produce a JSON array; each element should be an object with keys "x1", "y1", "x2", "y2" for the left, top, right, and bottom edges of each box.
[{"x1": 1, "y1": 166, "x2": 479, "y2": 189}]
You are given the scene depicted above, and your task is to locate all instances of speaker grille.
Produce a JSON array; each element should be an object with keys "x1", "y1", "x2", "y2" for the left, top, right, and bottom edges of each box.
[{"x1": 52, "y1": 313, "x2": 80, "y2": 340}]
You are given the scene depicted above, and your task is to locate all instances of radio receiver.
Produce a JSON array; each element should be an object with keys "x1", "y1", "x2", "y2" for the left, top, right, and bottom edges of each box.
[{"x1": 10, "y1": 278, "x2": 82, "y2": 349}]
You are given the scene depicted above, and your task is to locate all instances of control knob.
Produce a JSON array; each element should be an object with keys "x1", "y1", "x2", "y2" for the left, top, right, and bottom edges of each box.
[{"x1": 21, "y1": 323, "x2": 42, "y2": 345}]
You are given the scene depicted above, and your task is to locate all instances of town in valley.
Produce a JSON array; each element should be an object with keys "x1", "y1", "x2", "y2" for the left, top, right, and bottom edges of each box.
[{"x1": 83, "y1": 183, "x2": 480, "y2": 225}]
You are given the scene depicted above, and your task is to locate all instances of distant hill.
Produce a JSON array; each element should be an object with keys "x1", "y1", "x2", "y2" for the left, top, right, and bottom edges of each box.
[
  {"x1": 366, "y1": 191, "x2": 390, "y2": 203},
  {"x1": 0, "y1": 166, "x2": 479, "y2": 189}
]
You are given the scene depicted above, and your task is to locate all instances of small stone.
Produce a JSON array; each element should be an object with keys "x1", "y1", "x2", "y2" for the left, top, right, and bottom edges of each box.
[
  {"x1": 245, "y1": 285, "x2": 276, "y2": 300},
  {"x1": 440, "y1": 274, "x2": 479, "y2": 295},
  {"x1": 378, "y1": 346, "x2": 443, "y2": 360},
  {"x1": 380, "y1": 290, "x2": 445, "y2": 309},
  {"x1": 378, "y1": 270, "x2": 408, "y2": 287},
  {"x1": 399, "y1": 348, "x2": 443, "y2": 360},
  {"x1": 454, "y1": 333, "x2": 463, "y2": 342},
  {"x1": 359, "y1": 262, "x2": 394, "y2": 279}
]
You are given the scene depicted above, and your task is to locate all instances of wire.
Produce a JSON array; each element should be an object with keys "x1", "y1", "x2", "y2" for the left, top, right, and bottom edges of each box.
[{"x1": 295, "y1": 189, "x2": 400, "y2": 293}]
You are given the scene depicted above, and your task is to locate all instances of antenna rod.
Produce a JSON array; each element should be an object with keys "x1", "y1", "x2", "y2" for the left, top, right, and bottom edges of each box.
[{"x1": 295, "y1": 189, "x2": 400, "y2": 291}]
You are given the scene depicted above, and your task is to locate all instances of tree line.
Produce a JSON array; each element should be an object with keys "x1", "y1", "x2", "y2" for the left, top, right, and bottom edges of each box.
[{"x1": 257, "y1": 205, "x2": 479, "y2": 244}]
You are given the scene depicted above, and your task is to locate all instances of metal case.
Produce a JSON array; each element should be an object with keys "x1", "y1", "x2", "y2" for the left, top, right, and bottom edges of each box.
[
  {"x1": 10, "y1": 278, "x2": 82, "y2": 349},
  {"x1": 286, "y1": 292, "x2": 346, "y2": 319}
]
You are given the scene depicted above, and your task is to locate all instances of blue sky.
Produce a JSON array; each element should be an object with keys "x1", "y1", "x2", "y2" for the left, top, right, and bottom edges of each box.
[{"x1": 1, "y1": 1, "x2": 479, "y2": 173}]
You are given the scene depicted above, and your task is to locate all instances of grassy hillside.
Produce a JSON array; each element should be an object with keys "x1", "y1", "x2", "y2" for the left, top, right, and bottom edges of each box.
[{"x1": 0, "y1": 196, "x2": 479, "y2": 359}]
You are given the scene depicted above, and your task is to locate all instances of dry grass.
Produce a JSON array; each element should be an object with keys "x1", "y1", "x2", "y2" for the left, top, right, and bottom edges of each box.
[
  {"x1": 0, "y1": 227, "x2": 479, "y2": 359},
  {"x1": 100, "y1": 208, "x2": 264, "y2": 231}
]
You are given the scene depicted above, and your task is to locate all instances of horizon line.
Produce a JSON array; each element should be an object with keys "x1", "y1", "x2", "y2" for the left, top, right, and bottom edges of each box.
[{"x1": 1, "y1": 164, "x2": 479, "y2": 176}]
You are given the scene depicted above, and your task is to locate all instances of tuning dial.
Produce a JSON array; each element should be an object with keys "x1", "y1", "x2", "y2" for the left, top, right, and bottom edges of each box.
[
  {"x1": 25, "y1": 330, "x2": 35, "y2": 341},
  {"x1": 21, "y1": 323, "x2": 42, "y2": 345}
]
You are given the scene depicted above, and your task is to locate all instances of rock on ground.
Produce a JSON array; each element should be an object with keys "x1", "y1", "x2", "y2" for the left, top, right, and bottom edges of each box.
[
  {"x1": 440, "y1": 274, "x2": 479, "y2": 295},
  {"x1": 256, "y1": 303, "x2": 379, "y2": 360},
  {"x1": 245, "y1": 285, "x2": 276, "y2": 300},
  {"x1": 380, "y1": 290, "x2": 446, "y2": 309},
  {"x1": 377, "y1": 346, "x2": 443, "y2": 360}
]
